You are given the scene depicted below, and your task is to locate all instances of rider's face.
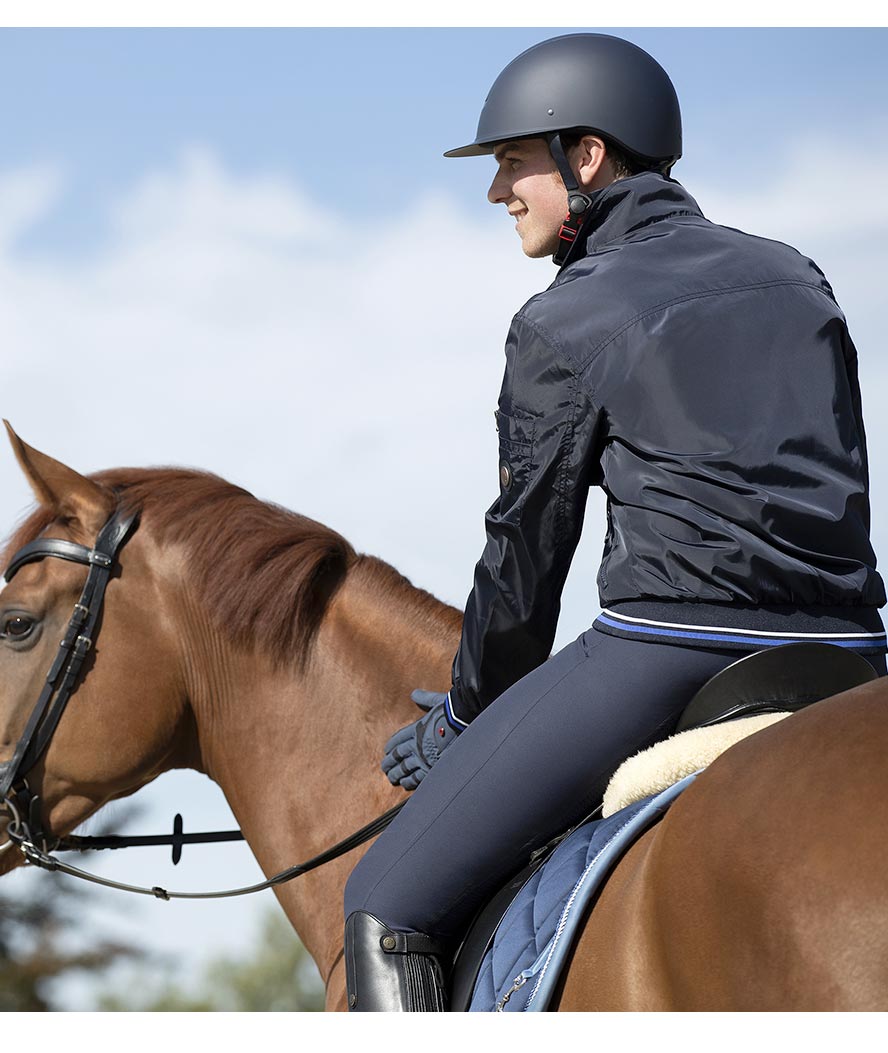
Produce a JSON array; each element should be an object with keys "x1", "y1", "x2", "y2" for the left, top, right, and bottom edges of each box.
[{"x1": 487, "y1": 138, "x2": 569, "y2": 259}]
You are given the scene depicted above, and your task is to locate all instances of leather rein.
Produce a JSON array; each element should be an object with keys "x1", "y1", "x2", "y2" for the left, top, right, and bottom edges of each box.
[{"x1": 0, "y1": 504, "x2": 403, "y2": 900}]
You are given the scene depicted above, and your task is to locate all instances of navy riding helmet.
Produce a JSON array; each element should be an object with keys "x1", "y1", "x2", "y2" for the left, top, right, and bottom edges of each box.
[{"x1": 444, "y1": 33, "x2": 682, "y2": 166}]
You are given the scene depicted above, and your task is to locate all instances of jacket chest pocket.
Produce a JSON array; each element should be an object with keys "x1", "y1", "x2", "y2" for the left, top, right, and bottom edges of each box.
[{"x1": 494, "y1": 410, "x2": 537, "y2": 515}]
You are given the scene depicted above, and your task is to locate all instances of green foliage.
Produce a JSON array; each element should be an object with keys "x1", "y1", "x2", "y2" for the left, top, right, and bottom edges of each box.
[
  {"x1": 0, "y1": 869, "x2": 144, "y2": 1012},
  {"x1": 96, "y1": 906, "x2": 325, "y2": 1012},
  {"x1": 1, "y1": 798, "x2": 323, "y2": 1012}
]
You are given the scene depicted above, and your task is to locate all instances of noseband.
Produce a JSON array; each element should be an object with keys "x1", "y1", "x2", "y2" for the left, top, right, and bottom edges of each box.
[{"x1": 0, "y1": 502, "x2": 403, "y2": 901}]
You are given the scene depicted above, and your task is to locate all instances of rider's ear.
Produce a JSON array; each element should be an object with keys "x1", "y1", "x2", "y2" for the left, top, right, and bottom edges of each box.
[
  {"x1": 4, "y1": 421, "x2": 116, "y2": 539},
  {"x1": 575, "y1": 135, "x2": 609, "y2": 189}
]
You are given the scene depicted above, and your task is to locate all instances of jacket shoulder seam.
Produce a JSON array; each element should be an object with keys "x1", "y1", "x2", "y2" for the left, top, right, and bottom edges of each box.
[
  {"x1": 580, "y1": 278, "x2": 831, "y2": 370},
  {"x1": 512, "y1": 311, "x2": 576, "y2": 369},
  {"x1": 513, "y1": 311, "x2": 604, "y2": 413}
]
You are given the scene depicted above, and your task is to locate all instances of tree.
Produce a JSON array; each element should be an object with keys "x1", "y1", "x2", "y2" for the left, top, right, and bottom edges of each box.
[
  {"x1": 0, "y1": 868, "x2": 144, "y2": 1012},
  {"x1": 1, "y1": 798, "x2": 324, "y2": 1012},
  {"x1": 96, "y1": 906, "x2": 325, "y2": 1011}
]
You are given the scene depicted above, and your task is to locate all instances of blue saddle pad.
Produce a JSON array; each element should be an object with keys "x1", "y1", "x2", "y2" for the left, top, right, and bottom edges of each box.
[{"x1": 468, "y1": 772, "x2": 699, "y2": 1012}]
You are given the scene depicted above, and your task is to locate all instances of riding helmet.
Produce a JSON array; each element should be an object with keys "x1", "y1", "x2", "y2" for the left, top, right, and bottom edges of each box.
[{"x1": 444, "y1": 33, "x2": 682, "y2": 168}]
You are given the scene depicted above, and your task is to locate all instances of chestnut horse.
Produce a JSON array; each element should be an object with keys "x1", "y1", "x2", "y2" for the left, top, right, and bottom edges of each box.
[{"x1": 2, "y1": 426, "x2": 887, "y2": 1011}]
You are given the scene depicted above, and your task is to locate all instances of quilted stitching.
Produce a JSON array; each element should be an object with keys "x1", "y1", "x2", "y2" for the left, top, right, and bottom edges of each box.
[{"x1": 469, "y1": 774, "x2": 698, "y2": 1011}]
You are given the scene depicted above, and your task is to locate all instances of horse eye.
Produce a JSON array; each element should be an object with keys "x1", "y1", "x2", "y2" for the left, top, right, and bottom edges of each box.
[{"x1": 3, "y1": 616, "x2": 35, "y2": 639}]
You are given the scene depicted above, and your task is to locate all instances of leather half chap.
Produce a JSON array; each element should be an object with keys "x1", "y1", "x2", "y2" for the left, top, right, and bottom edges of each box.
[{"x1": 344, "y1": 911, "x2": 446, "y2": 1012}]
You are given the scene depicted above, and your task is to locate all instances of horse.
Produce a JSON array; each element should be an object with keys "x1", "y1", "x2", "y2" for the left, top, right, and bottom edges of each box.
[{"x1": 2, "y1": 424, "x2": 887, "y2": 1011}]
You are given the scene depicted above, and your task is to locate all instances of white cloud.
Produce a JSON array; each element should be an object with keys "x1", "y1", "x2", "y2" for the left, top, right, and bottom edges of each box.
[
  {"x1": 0, "y1": 163, "x2": 64, "y2": 251},
  {"x1": 108, "y1": 146, "x2": 325, "y2": 245},
  {"x1": 0, "y1": 149, "x2": 553, "y2": 602},
  {"x1": 691, "y1": 135, "x2": 888, "y2": 246}
]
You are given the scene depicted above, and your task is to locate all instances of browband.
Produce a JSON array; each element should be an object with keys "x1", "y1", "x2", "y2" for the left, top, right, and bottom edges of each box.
[{"x1": 4, "y1": 538, "x2": 111, "y2": 582}]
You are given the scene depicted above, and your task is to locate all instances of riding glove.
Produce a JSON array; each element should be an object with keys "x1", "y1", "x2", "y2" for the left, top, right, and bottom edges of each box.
[{"x1": 381, "y1": 690, "x2": 462, "y2": 790}]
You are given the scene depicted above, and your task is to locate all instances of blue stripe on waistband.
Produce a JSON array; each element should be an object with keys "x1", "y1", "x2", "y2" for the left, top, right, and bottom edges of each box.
[{"x1": 594, "y1": 614, "x2": 879, "y2": 648}]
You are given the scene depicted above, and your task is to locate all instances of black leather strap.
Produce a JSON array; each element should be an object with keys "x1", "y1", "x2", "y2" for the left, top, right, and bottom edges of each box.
[
  {"x1": 0, "y1": 508, "x2": 138, "y2": 799},
  {"x1": 8, "y1": 800, "x2": 406, "y2": 900},
  {"x1": 5, "y1": 538, "x2": 109, "y2": 583}
]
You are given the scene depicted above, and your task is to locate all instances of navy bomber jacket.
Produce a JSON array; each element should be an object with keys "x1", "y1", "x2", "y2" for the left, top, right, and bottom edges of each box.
[{"x1": 447, "y1": 171, "x2": 886, "y2": 728}]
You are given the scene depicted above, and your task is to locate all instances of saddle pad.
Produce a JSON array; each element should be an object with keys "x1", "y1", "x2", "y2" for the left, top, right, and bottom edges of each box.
[{"x1": 468, "y1": 772, "x2": 698, "y2": 1012}]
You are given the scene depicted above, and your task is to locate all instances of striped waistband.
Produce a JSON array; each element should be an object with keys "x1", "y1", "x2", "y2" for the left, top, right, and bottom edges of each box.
[{"x1": 593, "y1": 601, "x2": 887, "y2": 653}]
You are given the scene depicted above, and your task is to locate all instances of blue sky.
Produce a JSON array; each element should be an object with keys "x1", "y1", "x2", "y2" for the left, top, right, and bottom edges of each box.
[
  {"x1": 1, "y1": 26, "x2": 886, "y2": 1011},
  {"x1": 2, "y1": 28, "x2": 886, "y2": 253}
]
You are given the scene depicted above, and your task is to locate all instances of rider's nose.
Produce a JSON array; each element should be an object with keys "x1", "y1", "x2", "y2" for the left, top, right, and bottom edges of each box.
[{"x1": 488, "y1": 170, "x2": 511, "y2": 205}]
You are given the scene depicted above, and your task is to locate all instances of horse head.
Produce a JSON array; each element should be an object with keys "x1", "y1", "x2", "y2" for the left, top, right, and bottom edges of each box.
[
  {"x1": 0, "y1": 424, "x2": 198, "y2": 874},
  {"x1": 0, "y1": 424, "x2": 460, "y2": 1003}
]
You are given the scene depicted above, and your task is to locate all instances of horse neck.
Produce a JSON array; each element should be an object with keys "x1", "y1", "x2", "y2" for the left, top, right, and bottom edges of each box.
[{"x1": 184, "y1": 553, "x2": 461, "y2": 1006}]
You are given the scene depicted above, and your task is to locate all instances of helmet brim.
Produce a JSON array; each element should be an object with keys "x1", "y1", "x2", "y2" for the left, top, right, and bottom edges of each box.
[{"x1": 443, "y1": 141, "x2": 495, "y2": 158}]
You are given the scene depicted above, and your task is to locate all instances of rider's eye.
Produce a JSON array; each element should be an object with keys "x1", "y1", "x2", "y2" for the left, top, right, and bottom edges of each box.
[{"x1": 2, "y1": 616, "x2": 35, "y2": 640}]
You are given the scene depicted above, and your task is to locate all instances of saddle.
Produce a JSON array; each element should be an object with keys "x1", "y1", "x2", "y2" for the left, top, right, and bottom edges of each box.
[{"x1": 450, "y1": 642, "x2": 878, "y2": 1011}]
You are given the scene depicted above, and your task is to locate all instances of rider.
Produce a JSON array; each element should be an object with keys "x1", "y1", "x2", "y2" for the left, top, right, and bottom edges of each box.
[{"x1": 342, "y1": 33, "x2": 887, "y2": 1011}]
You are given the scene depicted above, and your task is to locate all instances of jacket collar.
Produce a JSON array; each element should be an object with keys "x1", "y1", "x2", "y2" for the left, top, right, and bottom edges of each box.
[{"x1": 558, "y1": 171, "x2": 704, "y2": 270}]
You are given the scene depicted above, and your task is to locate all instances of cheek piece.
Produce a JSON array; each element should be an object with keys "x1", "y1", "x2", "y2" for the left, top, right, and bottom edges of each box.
[{"x1": 0, "y1": 507, "x2": 139, "y2": 829}]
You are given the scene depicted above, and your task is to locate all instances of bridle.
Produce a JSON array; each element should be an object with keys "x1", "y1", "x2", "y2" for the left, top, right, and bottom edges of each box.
[
  {"x1": 0, "y1": 503, "x2": 403, "y2": 902},
  {"x1": 0, "y1": 505, "x2": 139, "y2": 833}
]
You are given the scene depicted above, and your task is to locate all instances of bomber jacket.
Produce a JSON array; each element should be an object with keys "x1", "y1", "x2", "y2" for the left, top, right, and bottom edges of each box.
[{"x1": 447, "y1": 171, "x2": 886, "y2": 728}]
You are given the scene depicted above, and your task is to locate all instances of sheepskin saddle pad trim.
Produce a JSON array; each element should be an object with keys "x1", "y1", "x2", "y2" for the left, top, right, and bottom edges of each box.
[{"x1": 602, "y1": 712, "x2": 790, "y2": 818}]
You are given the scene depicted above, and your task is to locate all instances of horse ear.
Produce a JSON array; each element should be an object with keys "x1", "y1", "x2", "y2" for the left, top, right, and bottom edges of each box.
[{"x1": 4, "y1": 420, "x2": 115, "y2": 537}]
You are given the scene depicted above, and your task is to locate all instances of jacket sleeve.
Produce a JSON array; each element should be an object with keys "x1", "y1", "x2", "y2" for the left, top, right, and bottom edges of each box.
[{"x1": 447, "y1": 314, "x2": 604, "y2": 727}]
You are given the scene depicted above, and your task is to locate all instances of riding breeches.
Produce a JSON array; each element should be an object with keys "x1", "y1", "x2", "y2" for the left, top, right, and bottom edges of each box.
[
  {"x1": 350, "y1": 629, "x2": 856, "y2": 939},
  {"x1": 345, "y1": 628, "x2": 886, "y2": 938}
]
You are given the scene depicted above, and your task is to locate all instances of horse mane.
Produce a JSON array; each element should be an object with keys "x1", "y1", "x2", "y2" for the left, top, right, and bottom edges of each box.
[
  {"x1": 3, "y1": 466, "x2": 462, "y2": 670},
  {"x1": 3, "y1": 467, "x2": 357, "y2": 670},
  {"x1": 349, "y1": 553, "x2": 463, "y2": 650}
]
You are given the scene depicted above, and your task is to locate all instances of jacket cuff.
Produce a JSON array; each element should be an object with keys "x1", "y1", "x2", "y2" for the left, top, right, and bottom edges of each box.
[{"x1": 444, "y1": 689, "x2": 471, "y2": 731}]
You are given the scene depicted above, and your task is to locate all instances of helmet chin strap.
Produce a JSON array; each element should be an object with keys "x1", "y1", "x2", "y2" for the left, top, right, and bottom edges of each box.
[{"x1": 548, "y1": 133, "x2": 594, "y2": 267}]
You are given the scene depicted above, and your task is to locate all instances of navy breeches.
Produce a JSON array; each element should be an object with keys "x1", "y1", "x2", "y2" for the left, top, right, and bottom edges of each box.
[
  {"x1": 344, "y1": 629, "x2": 886, "y2": 939},
  {"x1": 345, "y1": 631, "x2": 723, "y2": 936}
]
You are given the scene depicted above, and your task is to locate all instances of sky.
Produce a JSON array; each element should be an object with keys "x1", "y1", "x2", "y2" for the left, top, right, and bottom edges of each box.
[{"x1": 1, "y1": 22, "x2": 887, "y2": 1012}]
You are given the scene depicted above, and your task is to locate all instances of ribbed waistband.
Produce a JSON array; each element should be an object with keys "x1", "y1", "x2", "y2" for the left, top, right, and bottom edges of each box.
[{"x1": 593, "y1": 601, "x2": 887, "y2": 654}]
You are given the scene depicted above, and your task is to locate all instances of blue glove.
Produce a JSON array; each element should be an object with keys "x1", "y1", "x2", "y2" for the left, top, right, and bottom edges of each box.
[{"x1": 381, "y1": 690, "x2": 462, "y2": 790}]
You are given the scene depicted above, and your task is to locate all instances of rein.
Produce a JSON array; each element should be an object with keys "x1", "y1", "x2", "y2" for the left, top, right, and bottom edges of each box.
[
  {"x1": 3, "y1": 793, "x2": 404, "y2": 899},
  {"x1": 0, "y1": 503, "x2": 405, "y2": 899}
]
